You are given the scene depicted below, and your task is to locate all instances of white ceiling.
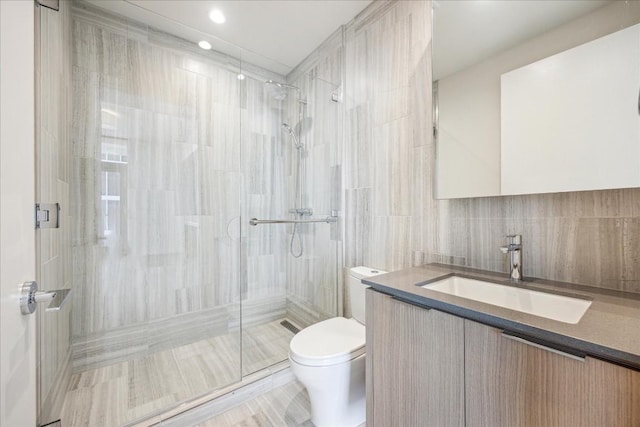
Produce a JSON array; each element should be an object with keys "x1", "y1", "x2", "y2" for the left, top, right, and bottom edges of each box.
[
  {"x1": 85, "y1": 0, "x2": 372, "y2": 76},
  {"x1": 433, "y1": 0, "x2": 612, "y2": 81}
]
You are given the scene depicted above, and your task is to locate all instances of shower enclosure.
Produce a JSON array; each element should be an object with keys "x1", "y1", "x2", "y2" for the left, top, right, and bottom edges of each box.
[{"x1": 36, "y1": 2, "x2": 344, "y2": 426}]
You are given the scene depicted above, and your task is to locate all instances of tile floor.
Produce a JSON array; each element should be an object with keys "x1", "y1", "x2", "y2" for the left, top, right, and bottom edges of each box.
[
  {"x1": 197, "y1": 380, "x2": 313, "y2": 427},
  {"x1": 60, "y1": 320, "x2": 294, "y2": 427},
  {"x1": 198, "y1": 380, "x2": 367, "y2": 427}
]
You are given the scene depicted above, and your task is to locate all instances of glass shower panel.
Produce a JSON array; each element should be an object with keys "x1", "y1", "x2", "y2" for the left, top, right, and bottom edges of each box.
[
  {"x1": 59, "y1": 5, "x2": 244, "y2": 425},
  {"x1": 240, "y1": 73, "x2": 291, "y2": 375},
  {"x1": 241, "y1": 69, "x2": 343, "y2": 376},
  {"x1": 36, "y1": 2, "x2": 73, "y2": 425},
  {"x1": 284, "y1": 76, "x2": 342, "y2": 331}
]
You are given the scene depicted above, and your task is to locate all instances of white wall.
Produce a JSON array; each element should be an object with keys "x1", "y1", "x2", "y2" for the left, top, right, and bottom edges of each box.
[{"x1": 0, "y1": 1, "x2": 37, "y2": 427}]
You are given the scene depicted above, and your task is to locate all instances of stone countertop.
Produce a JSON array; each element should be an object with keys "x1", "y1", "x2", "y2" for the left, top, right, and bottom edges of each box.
[{"x1": 363, "y1": 264, "x2": 640, "y2": 370}]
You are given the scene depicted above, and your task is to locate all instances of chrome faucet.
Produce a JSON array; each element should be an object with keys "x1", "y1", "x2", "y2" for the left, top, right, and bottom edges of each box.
[{"x1": 500, "y1": 234, "x2": 523, "y2": 282}]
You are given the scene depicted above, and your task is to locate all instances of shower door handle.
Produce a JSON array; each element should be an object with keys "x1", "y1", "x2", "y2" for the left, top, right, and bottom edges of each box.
[{"x1": 19, "y1": 281, "x2": 72, "y2": 315}]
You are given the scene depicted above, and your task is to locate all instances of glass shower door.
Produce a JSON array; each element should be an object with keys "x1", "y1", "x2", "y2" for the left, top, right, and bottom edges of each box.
[
  {"x1": 240, "y1": 70, "x2": 343, "y2": 376},
  {"x1": 37, "y1": 2, "x2": 245, "y2": 425},
  {"x1": 67, "y1": 17, "x2": 245, "y2": 424},
  {"x1": 239, "y1": 72, "x2": 291, "y2": 376}
]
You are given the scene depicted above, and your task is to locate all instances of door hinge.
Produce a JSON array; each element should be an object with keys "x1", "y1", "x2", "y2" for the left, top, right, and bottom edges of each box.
[
  {"x1": 35, "y1": 203, "x2": 60, "y2": 229},
  {"x1": 36, "y1": 0, "x2": 60, "y2": 12}
]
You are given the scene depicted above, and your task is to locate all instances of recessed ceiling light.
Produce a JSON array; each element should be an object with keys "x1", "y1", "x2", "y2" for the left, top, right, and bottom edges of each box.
[
  {"x1": 198, "y1": 40, "x2": 212, "y2": 50},
  {"x1": 237, "y1": 74, "x2": 245, "y2": 80},
  {"x1": 209, "y1": 9, "x2": 226, "y2": 24}
]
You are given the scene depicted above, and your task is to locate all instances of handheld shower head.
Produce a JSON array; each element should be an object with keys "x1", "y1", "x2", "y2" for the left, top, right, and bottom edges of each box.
[{"x1": 282, "y1": 123, "x2": 302, "y2": 149}]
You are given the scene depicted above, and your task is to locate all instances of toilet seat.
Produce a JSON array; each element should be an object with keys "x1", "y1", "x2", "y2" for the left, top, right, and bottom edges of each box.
[{"x1": 289, "y1": 317, "x2": 365, "y2": 367}]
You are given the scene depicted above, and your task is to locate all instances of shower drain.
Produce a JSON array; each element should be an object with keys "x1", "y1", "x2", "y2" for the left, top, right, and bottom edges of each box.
[{"x1": 280, "y1": 319, "x2": 301, "y2": 334}]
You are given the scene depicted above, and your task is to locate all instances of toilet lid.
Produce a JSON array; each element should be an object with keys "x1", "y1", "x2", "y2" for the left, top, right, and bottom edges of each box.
[{"x1": 289, "y1": 317, "x2": 365, "y2": 367}]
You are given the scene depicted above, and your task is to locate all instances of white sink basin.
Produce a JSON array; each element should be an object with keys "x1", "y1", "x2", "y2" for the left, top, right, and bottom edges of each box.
[{"x1": 421, "y1": 276, "x2": 591, "y2": 324}]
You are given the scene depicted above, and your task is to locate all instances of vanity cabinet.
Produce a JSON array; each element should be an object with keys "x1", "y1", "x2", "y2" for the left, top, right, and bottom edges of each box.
[
  {"x1": 465, "y1": 320, "x2": 640, "y2": 427},
  {"x1": 365, "y1": 289, "x2": 465, "y2": 427},
  {"x1": 367, "y1": 289, "x2": 640, "y2": 426}
]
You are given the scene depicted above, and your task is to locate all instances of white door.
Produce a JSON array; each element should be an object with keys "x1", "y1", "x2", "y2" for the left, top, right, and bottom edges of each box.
[{"x1": 0, "y1": 1, "x2": 37, "y2": 427}]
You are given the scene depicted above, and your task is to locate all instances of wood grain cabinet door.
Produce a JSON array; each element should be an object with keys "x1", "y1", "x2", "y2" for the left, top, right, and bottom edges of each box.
[
  {"x1": 465, "y1": 319, "x2": 640, "y2": 427},
  {"x1": 366, "y1": 289, "x2": 465, "y2": 427}
]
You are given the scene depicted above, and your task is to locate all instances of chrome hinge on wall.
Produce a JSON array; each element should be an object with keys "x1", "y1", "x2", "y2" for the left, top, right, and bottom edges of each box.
[{"x1": 35, "y1": 203, "x2": 60, "y2": 229}]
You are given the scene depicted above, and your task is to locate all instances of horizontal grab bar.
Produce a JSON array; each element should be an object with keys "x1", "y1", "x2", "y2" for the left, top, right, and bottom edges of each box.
[{"x1": 249, "y1": 216, "x2": 338, "y2": 226}]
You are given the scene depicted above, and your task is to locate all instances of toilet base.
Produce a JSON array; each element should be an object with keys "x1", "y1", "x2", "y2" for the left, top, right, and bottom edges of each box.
[{"x1": 290, "y1": 354, "x2": 366, "y2": 427}]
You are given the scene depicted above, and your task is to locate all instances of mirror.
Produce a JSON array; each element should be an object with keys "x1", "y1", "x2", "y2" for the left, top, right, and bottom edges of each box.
[{"x1": 433, "y1": 0, "x2": 640, "y2": 199}]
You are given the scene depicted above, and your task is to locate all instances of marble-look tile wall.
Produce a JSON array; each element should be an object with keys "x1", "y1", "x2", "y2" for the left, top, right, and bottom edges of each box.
[
  {"x1": 36, "y1": 0, "x2": 73, "y2": 422},
  {"x1": 344, "y1": 0, "x2": 640, "y2": 296},
  {"x1": 71, "y1": 4, "x2": 289, "y2": 371},
  {"x1": 343, "y1": 0, "x2": 431, "y2": 273},
  {"x1": 283, "y1": 30, "x2": 344, "y2": 326},
  {"x1": 431, "y1": 188, "x2": 640, "y2": 294}
]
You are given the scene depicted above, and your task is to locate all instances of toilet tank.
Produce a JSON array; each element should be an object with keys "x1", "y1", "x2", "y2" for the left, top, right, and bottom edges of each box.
[{"x1": 349, "y1": 266, "x2": 387, "y2": 324}]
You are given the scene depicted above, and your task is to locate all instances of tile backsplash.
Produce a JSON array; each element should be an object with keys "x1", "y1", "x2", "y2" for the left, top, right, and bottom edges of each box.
[{"x1": 431, "y1": 189, "x2": 640, "y2": 294}]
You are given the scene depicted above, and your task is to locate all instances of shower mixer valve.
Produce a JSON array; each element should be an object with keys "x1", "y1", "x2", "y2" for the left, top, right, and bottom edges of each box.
[{"x1": 290, "y1": 208, "x2": 313, "y2": 216}]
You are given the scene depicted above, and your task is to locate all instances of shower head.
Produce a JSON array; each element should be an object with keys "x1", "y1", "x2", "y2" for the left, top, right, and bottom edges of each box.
[
  {"x1": 264, "y1": 80, "x2": 301, "y2": 100},
  {"x1": 282, "y1": 123, "x2": 302, "y2": 149},
  {"x1": 265, "y1": 82, "x2": 286, "y2": 100},
  {"x1": 265, "y1": 80, "x2": 300, "y2": 91}
]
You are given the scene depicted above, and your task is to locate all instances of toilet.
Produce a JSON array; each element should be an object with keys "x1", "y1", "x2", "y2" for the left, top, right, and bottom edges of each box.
[{"x1": 289, "y1": 266, "x2": 387, "y2": 427}]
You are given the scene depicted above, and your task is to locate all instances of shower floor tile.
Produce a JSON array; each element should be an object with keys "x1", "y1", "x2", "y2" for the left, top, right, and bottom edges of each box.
[
  {"x1": 60, "y1": 319, "x2": 294, "y2": 427},
  {"x1": 242, "y1": 321, "x2": 298, "y2": 374}
]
